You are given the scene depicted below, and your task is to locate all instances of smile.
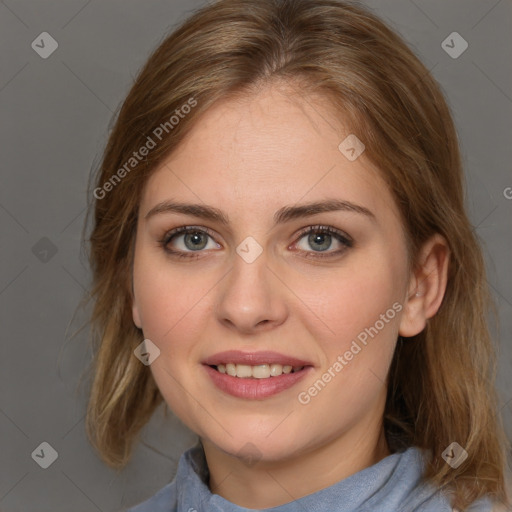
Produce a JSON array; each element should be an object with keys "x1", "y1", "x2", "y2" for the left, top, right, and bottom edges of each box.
[
  {"x1": 213, "y1": 363, "x2": 305, "y2": 378},
  {"x1": 202, "y1": 351, "x2": 313, "y2": 399}
]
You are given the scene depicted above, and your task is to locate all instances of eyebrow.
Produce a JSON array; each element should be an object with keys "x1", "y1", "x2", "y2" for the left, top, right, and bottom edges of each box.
[{"x1": 144, "y1": 198, "x2": 375, "y2": 226}]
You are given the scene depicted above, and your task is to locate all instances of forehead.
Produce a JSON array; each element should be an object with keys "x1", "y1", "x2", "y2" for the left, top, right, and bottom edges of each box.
[{"x1": 139, "y1": 83, "x2": 399, "y2": 226}]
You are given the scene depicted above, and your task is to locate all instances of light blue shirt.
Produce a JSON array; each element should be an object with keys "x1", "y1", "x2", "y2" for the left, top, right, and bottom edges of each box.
[{"x1": 123, "y1": 443, "x2": 493, "y2": 511}]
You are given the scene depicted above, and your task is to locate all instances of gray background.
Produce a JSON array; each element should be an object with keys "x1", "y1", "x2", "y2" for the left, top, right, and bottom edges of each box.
[{"x1": 0, "y1": 0, "x2": 511, "y2": 511}]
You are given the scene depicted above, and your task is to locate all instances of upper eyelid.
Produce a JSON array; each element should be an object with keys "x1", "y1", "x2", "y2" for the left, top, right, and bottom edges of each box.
[
  {"x1": 161, "y1": 225, "x2": 217, "y2": 242},
  {"x1": 295, "y1": 224, "x2": 352, "y2": 242}
]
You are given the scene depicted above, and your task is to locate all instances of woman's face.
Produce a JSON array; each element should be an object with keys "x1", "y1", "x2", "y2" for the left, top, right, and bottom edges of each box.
[{"x1": 132, "y1": 83, "x2": 412, "y2": 463}]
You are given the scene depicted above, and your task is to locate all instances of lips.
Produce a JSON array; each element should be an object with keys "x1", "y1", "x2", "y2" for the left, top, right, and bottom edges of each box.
[
  {"x1": 202, "y1": 350, "x2": 314, "y2": 399},
  {"x1": 202, "y1": 350, "x2": 312, "y2": 368}
]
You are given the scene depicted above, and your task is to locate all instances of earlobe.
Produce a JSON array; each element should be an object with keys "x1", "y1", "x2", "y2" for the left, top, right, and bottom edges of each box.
[
  {"x1": 131, "y1": 268, "x2": 142, "y2": 329},
  {"x1": 132, "y1": 300, "x2": 142, "y2": 329},
  {"x1": 398, "y1": 234, "x2": 450, "y2": 338}
]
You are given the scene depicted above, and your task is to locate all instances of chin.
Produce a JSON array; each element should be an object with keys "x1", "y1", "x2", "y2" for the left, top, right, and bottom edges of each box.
[{"x1": 201, "y1": 421, "x2": 310, "y2": 464}]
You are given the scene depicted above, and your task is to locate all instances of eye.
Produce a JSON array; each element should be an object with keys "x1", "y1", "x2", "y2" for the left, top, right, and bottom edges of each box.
[
  {"x1": 160, "y1": 226, "x2": 220, "y2": 259},
  {"x1": 159, "y1": 224, "x2": 353, "y2": 261},
  {"x1": 293, "y1": 225, "x2": 353, "y2": 259}
]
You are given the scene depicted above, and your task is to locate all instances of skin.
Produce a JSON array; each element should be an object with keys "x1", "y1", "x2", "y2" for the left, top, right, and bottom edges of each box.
[{"x1": 131, "y1": 81, "x2": 449, "y2": 508}]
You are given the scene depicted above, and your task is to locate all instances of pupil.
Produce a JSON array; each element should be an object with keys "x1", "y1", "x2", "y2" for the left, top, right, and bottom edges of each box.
[{"x1": 309, "y1": 233, "x2": 331, "y2": 252}]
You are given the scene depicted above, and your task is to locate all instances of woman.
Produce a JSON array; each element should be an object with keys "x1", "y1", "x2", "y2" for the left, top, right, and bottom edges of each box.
[{"x1": 85, "y1": 0, "x2": 511, "y2": 510}]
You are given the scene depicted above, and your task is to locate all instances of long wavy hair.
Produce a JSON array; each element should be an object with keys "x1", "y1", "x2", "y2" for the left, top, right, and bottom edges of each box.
[{"x1": 84, "y1": 0, "x2": 510, "y2": 509}]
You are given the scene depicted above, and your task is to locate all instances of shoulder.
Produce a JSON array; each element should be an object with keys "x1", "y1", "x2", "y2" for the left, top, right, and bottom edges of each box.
[
  {"x1": 396, "y1": 447, "x2": 498, "y2": 512},
  {"x1": 121, "y1": 481, "x2": 177, "y2": 512}
]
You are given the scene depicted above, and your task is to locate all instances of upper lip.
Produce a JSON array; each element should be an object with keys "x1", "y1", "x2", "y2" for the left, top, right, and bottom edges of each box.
[{"x1": 202, "y1": 350, "x2": 313, "y2": 367}]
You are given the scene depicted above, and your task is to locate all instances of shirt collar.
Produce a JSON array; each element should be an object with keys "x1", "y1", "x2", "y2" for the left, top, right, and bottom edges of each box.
[{"x1": 173, "y1": 442, "x2": 452, "y2": 512}]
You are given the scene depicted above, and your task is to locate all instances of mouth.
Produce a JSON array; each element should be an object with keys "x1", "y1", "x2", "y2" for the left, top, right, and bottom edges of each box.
[{"x1": 202, "y1": 351, "x2": 313, "y2": 399}]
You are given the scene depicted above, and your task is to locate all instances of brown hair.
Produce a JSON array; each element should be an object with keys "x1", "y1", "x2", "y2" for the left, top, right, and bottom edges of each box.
[{"x1": 84, "y1": 0, "x2": 510, "y2": 509}]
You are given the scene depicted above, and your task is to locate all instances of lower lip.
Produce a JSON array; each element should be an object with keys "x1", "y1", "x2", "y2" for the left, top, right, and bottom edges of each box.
[{"x1": 203, "y1": 365, "x2": 312, "y2": 399}]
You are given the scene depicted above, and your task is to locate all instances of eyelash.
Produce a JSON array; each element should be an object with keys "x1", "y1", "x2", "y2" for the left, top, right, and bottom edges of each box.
[{"x1": 159, "y1": 224, "x2": 353, "y2": 261}]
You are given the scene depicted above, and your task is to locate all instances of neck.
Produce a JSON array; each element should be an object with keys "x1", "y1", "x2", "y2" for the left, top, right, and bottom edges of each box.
[{"x1": 202, "y1": 418, "x2": 391, "y2": 508}]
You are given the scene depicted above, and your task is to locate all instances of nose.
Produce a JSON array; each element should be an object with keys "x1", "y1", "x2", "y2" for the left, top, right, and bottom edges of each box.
[{"x1": 215, "y1": 248, "x2": 289, "y2": 335}]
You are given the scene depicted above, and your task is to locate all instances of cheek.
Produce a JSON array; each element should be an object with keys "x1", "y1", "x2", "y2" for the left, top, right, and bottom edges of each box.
[
  {"x1": 132, "y1": 256, "x2": 213, "y2": 425},
  {"x1": 292, "y1": 267, "x2": 401, "y2": 428},
  {"x1": 293, "y1": 259, "x2": 404, "y2": 350},
  {"x1": 132, "y1": 251, "x2": 213, "y2": 342}
]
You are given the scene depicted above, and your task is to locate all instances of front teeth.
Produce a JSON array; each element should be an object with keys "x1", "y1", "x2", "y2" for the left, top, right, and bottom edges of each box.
[{"x1": 216, "y1": 363, "x2": 304, "y2": 378}]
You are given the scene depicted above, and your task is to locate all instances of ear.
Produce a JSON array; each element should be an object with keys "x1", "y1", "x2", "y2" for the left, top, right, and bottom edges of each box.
[
  {"x1": 130, "y1": 259, "x2": 143, "y2": 329},
  {"x1": 399, "y1": 234, "x2": 450, "y2": 337},
  {"x1": 132, "y1": 293, "x2": 142, "y2": 329}
]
